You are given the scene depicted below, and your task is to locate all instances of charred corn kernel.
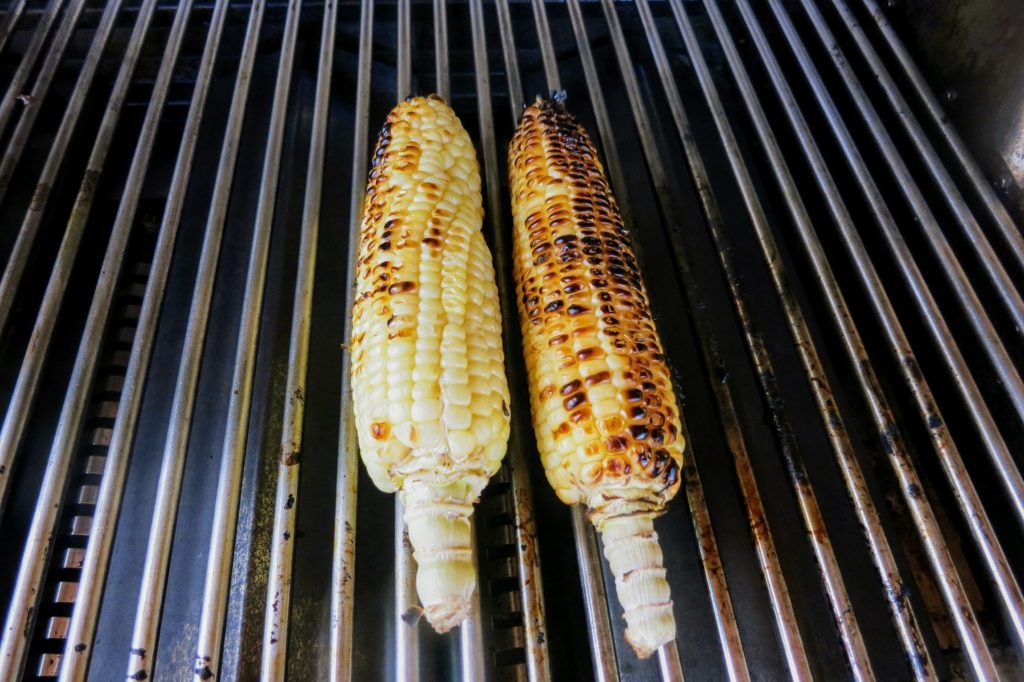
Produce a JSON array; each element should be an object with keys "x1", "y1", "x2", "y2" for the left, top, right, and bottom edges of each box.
[
  {"x1": 350, "y1": 95, "x2": 511, "y2": 634},
  {"x1": 509, "y1": 97, "x2": 685, "y2": 658}
]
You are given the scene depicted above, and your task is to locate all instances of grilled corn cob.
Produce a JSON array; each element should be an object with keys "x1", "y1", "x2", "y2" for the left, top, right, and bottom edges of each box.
[
  {"x1": 509, "y1": 97, "x2": 684, "y2": 658},
  {"x1": 350, "y1": 95, "x2": 511, "y2": 633}
]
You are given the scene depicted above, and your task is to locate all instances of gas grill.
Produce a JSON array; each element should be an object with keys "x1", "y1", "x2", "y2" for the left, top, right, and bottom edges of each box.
[{"x1": 0, "y1": 0, "x2": 1022, "y2": 679}]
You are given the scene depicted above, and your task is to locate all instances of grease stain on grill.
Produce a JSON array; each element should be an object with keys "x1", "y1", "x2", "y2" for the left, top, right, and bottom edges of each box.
[
  {"x1": 880, "y1": 424, "x2": 900, "y2": 455},
  {"x1": 280, "y1": 443, "x2": 301, "y2": 466},
  {"x1": 29, "y1": 182, "x2": 51, "y2": 211}
]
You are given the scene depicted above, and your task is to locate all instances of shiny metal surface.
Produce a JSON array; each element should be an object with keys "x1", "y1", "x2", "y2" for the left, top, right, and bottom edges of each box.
[
  {"x1": 468, "y1": 0, "x2": 552, "y2": 676},
  {"x1": 631, "y1": 3, "x2": 811, "y2": 677},
  {"x1": 1, "y1": 1, "x2": 1022, "y2": 680},
  {"x1": 395, "y1": 497, "x2": 420, "y2": 682},
  {"x1": 392, "y1": 3, "x2": 421, "y2": 678},
  {"x1": 57, "y1": 0, "x2": 232, "y2": 676},
  {"x1": 572, "y1": 508, "x2": 619, "y2": 682},
  {"x1": 724, "y1": 2, "x2": 1024, "y2": 663},
  {"x1": 191, "y1": 0, "x2": 301, "y2": 675},
  {"x1": 0, "y1": 0, "x2": 159, "y2": 512},
  {"x1": 261, "y1": 0, "x2": 336, "y2": 677},
  {"x1": 713, "y1": 0, "x2": 1024, "y2": 670},
  {"x1": 664, "y1": 0, "x2": 941, "y2": 676},
  {"x1": 0, "y1": 0, "x2": 87, "y2": 210},
  {"x1": 890, "y1": 0, "x2": 1024, "y2": 195},
  {"x1": 460, "y1": 523, "x2": 486, "y2": 682},
  {"x1": 0, "y1": 0, "x2": 194, "y2": 676},
  {"x1": 782, "y1": 0, "x2": 1024, "y2": 414},
  {"x1": 124, "y1": 1, "x2": 265, "y2": 678},
  {"x1": 580, "y1": 1, "x2": 749, "y2": 677},
  {"x1": 0, "y1": 0, "x2": 124, "y2": 330},
  {"x1": 329, "y1": 0, "x2": 373, "y2": 678},
  {"x1": 0, "y1": 0, "x2": 27, "y2": 55},
  {"x1": 0, "y1": 0, "x2": 63, "y2": 136}
]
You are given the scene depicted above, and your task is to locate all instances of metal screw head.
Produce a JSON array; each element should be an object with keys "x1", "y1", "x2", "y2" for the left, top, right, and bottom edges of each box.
[{"x1": 942, "y1": 89, "x2": 958, "y2": 103}]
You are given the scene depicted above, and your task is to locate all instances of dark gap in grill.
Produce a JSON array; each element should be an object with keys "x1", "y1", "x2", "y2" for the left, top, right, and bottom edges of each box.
[{"x1": 20, "y1": 251, "x2": 150, "y2": 680}]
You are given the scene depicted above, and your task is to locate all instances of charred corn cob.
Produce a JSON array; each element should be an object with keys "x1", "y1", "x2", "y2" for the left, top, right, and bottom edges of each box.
[
  {"x1": 509, "y1": 97, "x2": 685, "y2": 658},
  {"x1": 350, "y1": 95, "x2": 511, "y2": 633}
]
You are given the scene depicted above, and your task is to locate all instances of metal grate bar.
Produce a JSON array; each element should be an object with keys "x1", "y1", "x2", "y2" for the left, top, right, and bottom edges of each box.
[
  {"x1": 592, "y1": 2, "x2": 753, "y2": 679},
  {"x1": 0, "y1": 0, "x2": 125, "y2": 331},
  {"x1": 665, "y1": 1, "x2": 952, "y2": 677},
  {"x1": 499, "y1": 4, "x2": 623, "y2": 682},
  {"x1": 720, "y1": 0, "x2": 1024, "y2": 669},
  {"x1": 125, "y1": 1, "x2": 264, "y2": 678},
  {"x1": 851, "y1": 0, "x2": 1024, "y2": 267},
  {"x1": 764, "y1": 0, "x2": 1024, "y2": 595},
  {"x1": 396, "y1": 496, "x2": 420, "y2": 682},
  {"x1": 460, "y1": 528, "x2": 487, "y2": 681},
  {"x1": 630, "y1": 0, "x2": 812, "y2": 677},
  {"x1": 468, "y1": 1, "x2": 552, "y2": 679},
  {"x1": 432, "y1": 0, "x2": 447, "y2": 99},
  {"x1": 0, "y1": 0, "x2": 28, "y2": 55},
  {"x1": 795, "y1": 0, "x2": 1024, "y2": 337},
  {"x1": 770, "y1": 0, "x2": 1024, "y2": 420},
  {"x1": 56, "y1": 0, "x2": 233, "y2": 676},
  {"x1": 2, "y1": 1, "x2": 1022, "y2": 679},
  {"x1": 190, "y1": 0, "x2": 301, "y2": 676},
  {"x1": 678, "y1": 0, "x2": 1002, "y2": 676},
  {"x1": 676, "y1": 0, "x2": 958, "y2": 677},
  {"x1": 0, "y1": 0, "x2": 64, "y2": 136},
  {"x1": 637, "y1": 1, "x2": 866, "y2": 677},
  {"x1": 393, "y1": 1, "x2": 421, "y2": 676},
  {"x1": 492, "y1": 0, "x2": 519, "y2": 123},
  {"x1": 0, "y1": 0, "x2": 88, "y2": 209},
  {"x1": 396, "y1": 0, "x2": 410, "y2": 99},
  {"x1": 728, "y1": 0, "x2": 1024, "y2": 533},
  {"x1": 571, "y1": 505, "x2": 620, "y2": 682},
  {"x1": 528, "y1": 0, "x2": 560, "y2": 95},
  {"x1": 260, "y1": 0, "x2": 337, "y2": 677},
  {"x1": 446, "y1": 3, "x2": 487, "y2": 678},
  {"x1": 329, "y1": 0, "x2": 373, "y2": 676},
  {"x1": 0, "y1": 0, "x2": 194, "y2": 676},
  {"x1": 825, "y1": 0, "x2": 1024, "y2": 275},
  {"x1": 722, "y1": 0, "x2": 1024, "y2": 657},
  {"x1": 0, "y1": 0, "x2": 158, "y2": 524}
]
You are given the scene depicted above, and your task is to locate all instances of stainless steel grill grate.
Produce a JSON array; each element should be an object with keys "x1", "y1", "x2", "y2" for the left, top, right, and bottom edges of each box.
[{"x1": 0, "y1": 0, "x2": 1022, "y2": 680}]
